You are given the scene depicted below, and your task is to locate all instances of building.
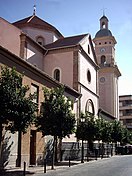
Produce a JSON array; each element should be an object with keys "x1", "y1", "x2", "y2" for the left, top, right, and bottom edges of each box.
[
  {"x1": 0, "y1": 14, "x2": 98, "y2": 167},
  {"x1": 93, "y1": 15, "x2": 121, "y2": 120},
  {"x1": 0, "y1": 12, "x2": 121, "y2": 167},
  {"x1": 0, "y1": 45, "x2": 80, "y2": 167},
  {"x1": 0, "y1": 14, "x2": 99, "y2": 117},
  {"x1": 13, "y1": 15, "x2": 99, "y2": 117},
  {"x1": 119, "y1": 95, "x2": 132, "y2": 130}
]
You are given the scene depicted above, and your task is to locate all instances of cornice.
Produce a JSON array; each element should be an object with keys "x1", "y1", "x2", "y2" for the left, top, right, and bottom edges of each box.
[
  {"x1": 99, "y1": 65, "x2": 121, "y2": 77},
  {"x1": 93, "y1": 35, "x2": 117, "y2": 44},
  {"x1": 79, "y1": 82, "x2": 99, "y2": 98}
]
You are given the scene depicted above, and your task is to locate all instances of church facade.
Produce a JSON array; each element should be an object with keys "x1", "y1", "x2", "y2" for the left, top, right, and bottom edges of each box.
[{"x1": 0, "y1": 13, "x2": 120, "y2": 167}]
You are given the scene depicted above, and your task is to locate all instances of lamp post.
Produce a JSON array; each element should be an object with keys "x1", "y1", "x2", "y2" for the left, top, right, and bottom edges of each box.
[{"x1": 80, "y1": 116, "x2": 85, "y2": 163}]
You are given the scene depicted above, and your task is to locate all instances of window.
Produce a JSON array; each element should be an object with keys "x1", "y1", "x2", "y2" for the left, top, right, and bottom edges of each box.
[
  {"x1": 54, "y1": 69, "x2": 60, "y2": 82},
  {"x1": 36, "y1": 36, "x2": 45, "y2": 46},
  {"x1": 31, "y1": 83, "x2": 39, "y2": 103},
  {"x1": 85, "y1": 99, "x2": 95, "y2": 115},
  {"x1": 101, "y1": 55, "x2": 106, "y2": 65},
  {"x1": 87, "y1": 69, "x2": 91, "y2": 83}
]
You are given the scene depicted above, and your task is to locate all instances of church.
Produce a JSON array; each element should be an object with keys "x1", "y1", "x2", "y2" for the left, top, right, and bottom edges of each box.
[{"x1": 0, "y1": 10, "x2": 121, "y2": 167}]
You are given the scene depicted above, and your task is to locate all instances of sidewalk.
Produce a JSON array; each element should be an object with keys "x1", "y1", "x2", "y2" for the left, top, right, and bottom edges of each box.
[
  {"x1": 3, "y1": 156, "x2": 111, "y2": 176},
  {"x1": 3, "y1": 160, "x2": 82, "y2": 176}
]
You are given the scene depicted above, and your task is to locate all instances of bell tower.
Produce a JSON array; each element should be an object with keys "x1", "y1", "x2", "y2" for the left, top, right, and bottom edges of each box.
[{"x1": 93, "y1": 15, "x2": 121, "y2": 119}]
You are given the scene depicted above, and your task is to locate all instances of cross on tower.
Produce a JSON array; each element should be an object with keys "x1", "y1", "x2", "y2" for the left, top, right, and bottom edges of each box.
[
  {"x1": 33, "y1": 0, "x2": 36, "y2": 15},
  {"x1": 101, "y1": 7, "x2": 107, "y2": 16}
]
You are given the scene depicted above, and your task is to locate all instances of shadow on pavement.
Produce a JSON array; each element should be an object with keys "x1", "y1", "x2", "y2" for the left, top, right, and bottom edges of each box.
[{"x1": 1, "y1": 170, "x2": 34, "y2": 176}]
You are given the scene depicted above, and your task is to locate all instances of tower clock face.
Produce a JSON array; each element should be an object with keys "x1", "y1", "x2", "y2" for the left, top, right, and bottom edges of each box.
[
  {"x1": 100, "y1": 77, "x2": 105, "y2": 83},
  {"x1": 100, "y1": 48, "x2": 106, "y2": 52}
]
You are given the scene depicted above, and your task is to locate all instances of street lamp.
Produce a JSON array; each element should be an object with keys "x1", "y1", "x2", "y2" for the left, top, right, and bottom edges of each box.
[{"x1": 80, "y1": 116, "x2": 85, "y2": 163}]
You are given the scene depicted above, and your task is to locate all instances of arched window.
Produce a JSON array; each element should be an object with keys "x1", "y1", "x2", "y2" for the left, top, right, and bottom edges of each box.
[
  {"x1": 85, "y1": 99, "x2": 95, "y2": 115},
  {"x1": 54, "y1": 69, "x2": 60, "y2": 82},
  {"x1": 101, "y1": 55, "x2": 106, "y2": 65},
  {"x1": 36, "y1": 36, "x2": 45, "y2": 46}
]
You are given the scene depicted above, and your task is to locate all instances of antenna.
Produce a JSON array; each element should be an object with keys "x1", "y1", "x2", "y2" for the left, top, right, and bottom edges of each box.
[{"x1": 33, "y1": 0, "x2": 36, "y2": 15}]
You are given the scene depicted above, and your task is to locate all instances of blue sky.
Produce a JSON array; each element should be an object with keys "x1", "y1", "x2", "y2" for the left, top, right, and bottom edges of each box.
[{"x1": 1, "y1": 0, "x2": 132, "y2": 95}]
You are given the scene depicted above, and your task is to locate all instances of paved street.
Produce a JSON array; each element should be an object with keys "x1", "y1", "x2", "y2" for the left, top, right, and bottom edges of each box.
[{"x1": 33, "y1": 155, "x2": 132, "y2": 176}]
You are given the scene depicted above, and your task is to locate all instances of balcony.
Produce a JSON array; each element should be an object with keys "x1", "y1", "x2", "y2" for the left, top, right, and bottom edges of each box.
[{"x1": 119, "y1": 106, "x2": 132, "y2": 110}]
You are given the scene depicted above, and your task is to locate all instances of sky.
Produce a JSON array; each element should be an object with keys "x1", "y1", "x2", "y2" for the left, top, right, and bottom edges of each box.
[{"x1": 0, "y1": 0, "x2": 132, "y2": 95}]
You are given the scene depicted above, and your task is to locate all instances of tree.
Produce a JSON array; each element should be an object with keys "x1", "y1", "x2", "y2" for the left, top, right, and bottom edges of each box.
[
  {"x1": 121, "y1": 127, "x2": 131, "y2": 145},
  {"x1": 36, "y1": 86, "x2": 76, "y2": 167},
  {"x1": 0, "y1": 67, "x2": 37, "y2": 169},
  {"x1": 76, "y1": 112, "x2": 86, "y2": 163},
  {"x1": 76, "y1": 112, "x2": 96, "y2": 162},
  {"x1": 111, "y1": 120, "x2": 123, "y2": 144},
  {"x1": 95, "y1": 117, "x2": 104, "y2": 142},
  {"x1": 76, "y1": 112, "x2": 86, "y2": 141},
  {"x1": 76, "y1": 112, "x2": 96, "y2": 146},
  {"x1": 84, "y1": 112, "x2": 97, "y2": 151}
]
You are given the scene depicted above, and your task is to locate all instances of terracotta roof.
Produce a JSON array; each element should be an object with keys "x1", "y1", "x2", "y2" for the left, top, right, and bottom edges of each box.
[
  {"x1": 13, "y1": 15, "x2": 63, "y2": 38},
  {"x1": 45, "y1": 34, "x2": 88, "y2": 50}
]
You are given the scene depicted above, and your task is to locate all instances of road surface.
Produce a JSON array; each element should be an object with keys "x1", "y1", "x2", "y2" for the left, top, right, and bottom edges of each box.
[{"x1": 34, "y1": 155, "x2": 132, "y2": 176}]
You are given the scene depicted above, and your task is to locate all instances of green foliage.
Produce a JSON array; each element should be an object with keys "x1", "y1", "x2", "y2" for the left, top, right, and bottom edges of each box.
[
  {"x1": 121, "y1": 127, "x2": 132, "y2": 145},
  {"x1": 0, "y1": 66, "x2": 37, "y2": 133},
  {"x1": 76, "y1": 112, "x2": 96, "y2": 142},
  {"x1": 36, "y1": 86, "x2": 76, "y2": 139},
  {"x1": 101, "y1": 120, "x2": 112, "y2": 143},
  {"x1": 76, "y1": 112, "x2": 86, "y2": 140},
  {"x1": 111, "y1": 120, "x2": 123, "y2": 143},
  {"x1": 77, "y1": 112, "x2": 131, "y2": 145},
  {"x1": 95, "y1": 117, "x2": 104, "y2": 141}
]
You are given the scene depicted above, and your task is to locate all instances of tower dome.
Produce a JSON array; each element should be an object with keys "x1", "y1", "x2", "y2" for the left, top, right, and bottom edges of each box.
[{"x1": 95, "y1": 15, "x2": 113, "y2": 38}]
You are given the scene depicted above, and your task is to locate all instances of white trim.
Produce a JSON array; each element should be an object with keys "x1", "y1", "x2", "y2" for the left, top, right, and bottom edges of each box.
[{"x1": 52, "y1": 67, "x2": 62, "y2": 83}]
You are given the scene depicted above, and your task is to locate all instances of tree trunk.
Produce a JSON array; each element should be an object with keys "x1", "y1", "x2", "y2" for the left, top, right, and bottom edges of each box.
[
  {"x1": 58, "y1": 138, "x2": 62, "y2": 161},
  {"x1": 81, "y1": 139, "x2": 84, "y2": 163},
  {"x1": 54, "y1": 136, "x2": 58, "y2": 163},
  {"x1": 115, "y1": 142, "x2": 117, "y2": 155},
  {"x1": 0, "y1": 124, "x2": 3, "y2": 170},
  {"x1": 111, "y1": 143, "x2": 113, "y2": 156},
  {"x1": 87, "y1": 141, "x2": 89, "y2": 162},
  {"x1": 88, "y1": 140, "x2": 93, "y2": 152},
  {"x1": 51, "y1": 136, "x2": 56, "y2": 170},
  {"x1": 101, "y1": 142, "x2": 104, "y2": 159},
  {"x1": 16, "y1": 131, "x2": 22, "y2": 167}
]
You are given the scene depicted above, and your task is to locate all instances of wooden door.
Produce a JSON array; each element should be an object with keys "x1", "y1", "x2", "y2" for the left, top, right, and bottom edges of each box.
[{"x1": 30, "y1": 130, "x2": 36, "y2": 165}]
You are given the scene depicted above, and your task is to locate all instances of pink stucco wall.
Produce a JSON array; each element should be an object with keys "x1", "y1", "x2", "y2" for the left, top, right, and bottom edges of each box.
[
  {"x1": 44, "y1": 51, "x2": 73, "y2": 87},
  {"x1": 0, "y1": 17, "x2": 21, "y2": 57},
  {"x1": 20, "y1": 27, "x2": 59, "y2": 45},
  {"x1": 26, "y1": 43, "x2": 44, "y2": 71}
]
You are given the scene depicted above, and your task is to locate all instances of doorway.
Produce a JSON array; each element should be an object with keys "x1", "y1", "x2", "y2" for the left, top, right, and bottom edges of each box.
[{"x1": 30, "y1": 130, "x2": 36, "y2": 165}]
